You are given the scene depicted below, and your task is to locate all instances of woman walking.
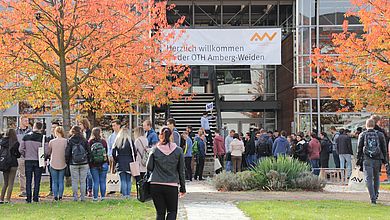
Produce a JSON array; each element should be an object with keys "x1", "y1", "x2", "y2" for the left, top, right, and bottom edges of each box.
[
  {"x1": 112, "y1": 128, "x2": 136, "y2": 198},
  {"x1": 133, "y1": 126, "x2": 149, "y2": 182},
  {"x1": 47, "y1": 126, "x2": 67, "y2": 201},
  {"x1": 65, "y1": 126, "x2": 90, "y2": 201},
  {"x1": 147, "y1": 127, "x2": 186, "y2": 220},
  {"x1": 88, "y1": 127, "x2": 109, "y2": 201},
  {"x1": 230, "y1": 133, "x2": 245, "y2": 173},
  {"x1": 0, "y1": 129, "x2": 20, "y2": 204}
]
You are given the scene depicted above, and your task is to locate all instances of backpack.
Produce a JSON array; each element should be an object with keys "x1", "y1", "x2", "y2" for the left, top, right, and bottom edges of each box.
[
  {"x1": 192, "y1": 141, "x2": 199, "y2": 155},
  {"x1": 256, "y1": 136, "x2": 271, "y2": 156},
  {"x1": 0, "y1": 146, "x2": 12, "y2": 172},
  {"x1": 363, "y1": 131, "x2": 381, "y2": 158},
  {"x1": 71, "y1": 142, "x2": 88, "y2": 164},
  {"x1": 90, "y1": 141, "x2": 106, "y2": 164}
]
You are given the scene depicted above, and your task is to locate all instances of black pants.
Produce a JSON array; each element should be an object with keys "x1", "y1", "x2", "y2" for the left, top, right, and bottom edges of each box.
[
  {"x1": 150, "y1": 184, "x2": 178, "y2": 220},
  {"x1": 205, "y1": 130, "x2": 213, "y2": 146},
  {"x1": 48, "y1": 164, "x2": 53, "y2": 193},
  {"x1": 185, "y1": 157, "x2": 192, "y2": 181},
  {"x1": 25, "y1": 160, "x2": 43, "y2": 203},
  {"x1": 195, "y1": 156, "x2": 205, "y2": 180},
  {"x1": 333, "y1": 151, "x2": 340, "y2": 168},
  {"x1": 216, "y1": 155, "x2": 225, "y2": 174}
]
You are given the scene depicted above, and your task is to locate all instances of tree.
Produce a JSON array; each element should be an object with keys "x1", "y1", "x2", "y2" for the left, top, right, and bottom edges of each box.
[
  {"x1": 312, "y1": 0, "x2": 389, "y2": 115},
  {"x1": 0, "y1": 0, "x2": 189, "y2": 131}
]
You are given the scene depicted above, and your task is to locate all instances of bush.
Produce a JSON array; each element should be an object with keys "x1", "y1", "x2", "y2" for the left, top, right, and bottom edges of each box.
[
  {"x1": 213, "y1": 171, "x2": 258, "y2": 191},
  {"x1": 265, "y1": 170, "x2": 288, "y2": 191},
  {"x1": 252, "y1": 157, "x2": 311, "y2": 189},
  {"x1": 291, "y1": 172, "x2": 326, "y2": 191}
]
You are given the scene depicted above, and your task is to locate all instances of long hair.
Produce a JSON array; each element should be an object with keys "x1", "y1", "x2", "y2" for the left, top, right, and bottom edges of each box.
[
  {"x1": 133, "y1": 126, "x2": 145, "y2": 140},
  {"x1": 6, "y1": 128, "x2": 18, "y2": 147},
  {"x1": 90, "y1": 127, "x2": 102, "y2": 141},
  {"x1": 114, "y1": 128, "x2": 132, "y2": 149},
  {"x1": 160, "y1": 127, "x2": 172, "y2": 145},
  {"x1": 79, "y1": 118, "x2": 90, "y2": 131},
  {"x1": 69, "y1": 126, "x2": 84, "y2": 139}
]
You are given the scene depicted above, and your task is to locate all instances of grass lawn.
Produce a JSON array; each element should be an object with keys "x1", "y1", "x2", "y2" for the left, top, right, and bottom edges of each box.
[
  {"x1": 0, "y1": 199, "x2": 155, "y2": 220},
  {"x1": 380, "y1": 183, "x2": 390, "y2": 191},
  {"x1": 237, "y1": 200, "x2": 389, "y2": 220}
]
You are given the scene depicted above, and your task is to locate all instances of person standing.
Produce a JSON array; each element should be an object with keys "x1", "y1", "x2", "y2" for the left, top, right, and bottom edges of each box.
[
  {"x1": 357, "y1": 119, "x2": 388, "y2": 204},
  {"x1": 308, "y1": 133, "x2": 321, "y2": 176},
  {"x1": 147, "y1": 127, "x2": 186, "y2": 220},
  {"x1": 186, "y1": 126, "x2": 195, "y2": 141},
  {"x1": 337, "y1": 129, "x2": 353, "y2": 179},
  {"x1": 319, "y1": 132, "x2": 332, "y2": 168},
  {"x1": 255, "y1": 129, "x2": 273, "y2": 162},
  {"x1": 65, "y1": 126, "x2": 90, "y2": 202},
  {"x1": 16, "y1": 116, "x2": 31, "y2": 197},
  {"x1": 46, "y1": 121, "x2": 60, "y2": 197},
  {"x1": 330, "y1": 126, "x2": 341, "y2": 168},
  {"x1": 107, "y1": 120, "x2": 121, "y2": 173},
  {"x1": 224, "y1": 130, "x2": 235, "y2": 172},
  {"x1": 194, "y1": 131, "x2": 206, "y2": 181},
  {"x1": 182, "y1": 132, "x2": 193, "y2": 181},
  {"x1": 112, "y1": 128, "x2": 136, "y2": 198},
  {"x1": 292, "y1": 134, "x2": 308, "y2": 162},
  {"x1": 88, "y1": 127, "x2": 109, "y2": 201},
  {"x1": 213, "y1": 130, "x2": 225, "y2": 174},
  {"x1": 0, "y1": 129, "x2": 21, "y2": 204},
  {"x1": 230, "y1": 133, "x2": 245, "y2": 173},
  {"x1": 143, "y1": 120, "x2": 159, "y2": 147},
  {"x1": 19, "y1": 121, "x2": 46, "y2": 203},
  {"x1": 244, "y1": 132, "x2": 256, "y2": 168},
  {"x1": 134, "y1": 126, "x2": 149, "y2": 181},
  {"x1": 272, "y1": 130, "x2": 290, "y2": 159},
  {"x1": 167, "y1": 118, "x2": 181, "y2": 147},
  {"x1": 79, "y1": 118, "x2": 92, "y2": 197},
  {"x1": 47, "y1": 126, "x2": 67, "y2": 201},
  {"x1": 200, "y1": 112, "x2": 214, "y2": 145}
]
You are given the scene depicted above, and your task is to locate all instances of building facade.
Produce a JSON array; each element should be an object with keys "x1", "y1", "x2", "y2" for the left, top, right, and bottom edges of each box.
[{"x1": 0, "y1": 0, "x2": 382, "y2": 136}]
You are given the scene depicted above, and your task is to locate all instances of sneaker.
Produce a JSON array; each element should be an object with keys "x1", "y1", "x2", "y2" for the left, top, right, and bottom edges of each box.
[
  {"x1": 19, "y1": 192, "x2": 27, "y2": 197},
  {"x1": 87, "y1": 190, "x2": 93, "y2": 197},
  {"x1": 0, "y1": 201, "x2": 4, "y2": 204},
  {"x1": 54, "y1": 197, "x2": 59, "y2": 201},
  {"x1": 92, "y1": 198, "x2": 98, "y2": 202},
  {"x1": 101, "y1": 197, "x2": 105, "y2": 201},
  {"x1": 371, "y1": 200, "x2": 377, "y2": 205},
  {"x1": 59, "y1": 197, "x2": 63, "y2": 201}
]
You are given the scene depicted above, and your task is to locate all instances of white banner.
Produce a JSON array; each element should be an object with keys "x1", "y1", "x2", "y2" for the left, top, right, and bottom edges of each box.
[{"x1": 163, "y1": 28, "x2": 281, "y2": 65}]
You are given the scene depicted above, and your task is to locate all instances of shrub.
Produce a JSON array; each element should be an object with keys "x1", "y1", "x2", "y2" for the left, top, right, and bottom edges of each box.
[
  {"x1": 265, "y1": 170, "x2": 288, "y2": 191},
  {"x1": 291, "y1": 172, "x2": 326, "y2": 191},
  {"x1": 213, "y1": 171, "x2": 258, "y2": 191},
  {"x1": 252, "y1": 157, "x2": 310, "y2": 188}
]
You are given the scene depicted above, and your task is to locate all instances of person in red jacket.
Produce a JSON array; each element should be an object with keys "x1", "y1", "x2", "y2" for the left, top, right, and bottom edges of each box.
[
  {"x1": 308, "y1": 133, "x2": 321, "y2": 176},
  {"x1": 213, "y1": 130, "x2": 225, "y2": 174}
]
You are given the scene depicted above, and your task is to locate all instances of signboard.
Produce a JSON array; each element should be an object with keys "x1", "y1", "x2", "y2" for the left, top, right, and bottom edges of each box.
[
  {"x1": 206, "y1": 102, "x2": 214, "y2": 111},
  {"x1": 163, "y1": 28, "x2": 281, "y2": 65}
]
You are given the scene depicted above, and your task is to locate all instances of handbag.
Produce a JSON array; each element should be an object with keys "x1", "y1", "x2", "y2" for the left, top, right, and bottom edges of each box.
[
  {"x1": 137, "y1": 139, "x2": 149, "y2": 167},
  {"x1": 136, "y1": 172, "x2": 152, "y2": 202},
  {"x1": 214, "y1": 158, "x2": 222, "y2": 171},
  {"x1": 129, "y1": 139, "x2": 141, "y2": 177}
]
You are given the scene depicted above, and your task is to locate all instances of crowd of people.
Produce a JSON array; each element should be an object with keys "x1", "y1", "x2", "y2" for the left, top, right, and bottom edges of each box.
[{"x1": 0, "y1": 113, "x2": 388, "y2": 211}]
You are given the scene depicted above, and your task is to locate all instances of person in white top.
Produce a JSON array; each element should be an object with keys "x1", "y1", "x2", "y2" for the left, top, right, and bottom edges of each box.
[
  {"x1": 229, "y1": 133, "x2": 245, "y2": 173},
  {"x1": 133, "y1": 126, "x2": 149, "y2": 182},
  {"x1": 47, "y1": 126, "x2": 68, "y2": 201}
]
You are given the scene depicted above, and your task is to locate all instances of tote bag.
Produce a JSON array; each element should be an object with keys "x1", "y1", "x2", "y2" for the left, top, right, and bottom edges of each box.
[
  {"x1": 129, "y1": 139, "x2": 140, "y2": 177},
  {"x1": 106, "y1": 172, "x2": 121, "y2": 192},
  {"x1": 348, "y1": 167, "x2": 366, "y2": 191},
  {"x1": 136, "y1": 172, "x2": 151, "y2": 202},
  {"x1": 214, "y1": 158, "x2": 222, "y2": 171},
  {"x1": 38, "y1": 135, "x2": 46, "y2": 168}
]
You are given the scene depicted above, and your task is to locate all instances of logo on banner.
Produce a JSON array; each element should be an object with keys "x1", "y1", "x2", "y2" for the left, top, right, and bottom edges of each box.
[{"x1": 250, "y1": 32, "x2": 278, "y2": 42}]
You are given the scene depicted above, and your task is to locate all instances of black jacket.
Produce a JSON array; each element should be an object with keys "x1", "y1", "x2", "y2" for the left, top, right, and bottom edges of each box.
[
  {"x1": 292, "y1": 140, "x2": 308, "y2": 162},
  {"x1": 112, "y1": 139, "x2": 136, "y2": 173},
  {"x1": 320, "y1": 138, "x2": 332, "y2": 158},
  {"x1": 336, "y1": 134, "x2": 353, "y2": 155},
  {"x1": 357, "y1": 129, "x2": 388, "y2": 163},
  {"x1": 0, "y1": 137, "x2": 21, "y2": 168},
  {"x1": 245, "y1": 138, "x2": 256, "y2": 155},
  {"x1": 65, "y1": 135, "x2": 90, "y2": 165},
  {"x1": 147, "y1": 146, "x2": 186, "y2": 193}
]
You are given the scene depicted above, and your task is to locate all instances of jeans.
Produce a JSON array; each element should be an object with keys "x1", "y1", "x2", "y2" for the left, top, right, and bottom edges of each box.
[
  {"x1": 48, "y1": 164, "x2": 53, "y2": 193},
  {"x1": 119, "y1": 172, "x2": 132, "y2": 197},
  {"x1": 90, "y1": 163, "x2": 109, "y2": 200},
  {"x1": 339, "y1": 154, "x2": 352, "y2": 178},
  {"x1": 195, "y1": 156, "x2": 205, "y2": 180},
  {"x1": 225, "y1": 161, "x2": 232, "y2": 172},
  {"x1": 245, "y1": 154, "x2": 257, "y2": 169},
  {"x1": 70, "y1": 164, "x2": 89, "y2": 201},
  {"x1": 333, "y1": 151, "x2": 340, "y2": 168},
  {"x1": 25, "y1": 160, "x2": 43, "y2": 202},
  {"x1": 363, "y1": 158, "x2": 382, "y2": 203},
  {"x1": 49, "y1": 167, "x2": 65, "y2": 199},
  {"x1": 310, "y1": 159, "x2": 320, "y2": 176},
  {"x1": 150, "y1": 184, "x2": 179, "y2": 220},
  {"x1": 185, "y1": 157, "x2": 193, "y2": 180},
  {"x1": 231, "y1": 156, "x2": 242, "y2": 173},
  {"x1": 86, "y1": 169, "x2": 93, "y2": 192},
  {"x1": 1, "y1": 167, "x2": 17, "y2": 202}
]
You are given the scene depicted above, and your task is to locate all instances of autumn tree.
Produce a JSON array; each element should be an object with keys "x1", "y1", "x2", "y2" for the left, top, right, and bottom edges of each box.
[
  {"x1": 0, "y1": 0, "x2": 189, "y2": 131},
  {"x1": 312, "y1": 0, "x2": 389, "y2": 115}
]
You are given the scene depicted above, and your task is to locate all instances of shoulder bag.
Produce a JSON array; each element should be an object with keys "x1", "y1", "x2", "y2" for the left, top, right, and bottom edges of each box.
[{"x1": 129, "y1": 139, "x2": 140, "y2": 177}]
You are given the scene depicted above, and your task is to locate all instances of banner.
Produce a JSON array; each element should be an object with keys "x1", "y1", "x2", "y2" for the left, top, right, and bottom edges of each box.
[{"x1": 163, "y1": 28, "x2": 281, "y2": 65}]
